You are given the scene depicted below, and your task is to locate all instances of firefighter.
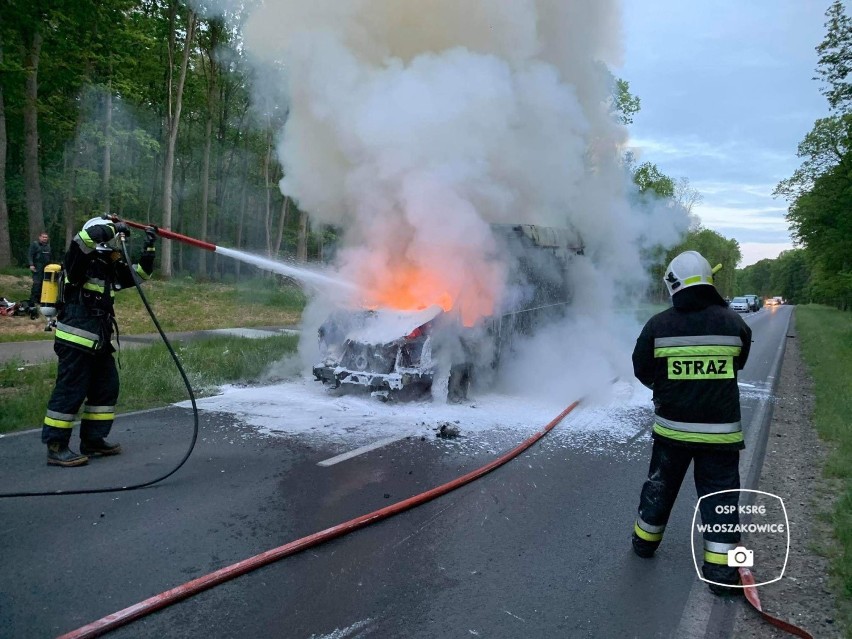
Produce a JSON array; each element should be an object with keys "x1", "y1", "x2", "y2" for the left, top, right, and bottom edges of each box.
[
  {"x1": 630, "y1": 250, "x2": 752, "y2": 595},
  {"x1": 28, "y1": 230, "x2": 55, "y2": 308},
  {"x1": 41, "y1": 217, "x2": 157, "y2": 467}
]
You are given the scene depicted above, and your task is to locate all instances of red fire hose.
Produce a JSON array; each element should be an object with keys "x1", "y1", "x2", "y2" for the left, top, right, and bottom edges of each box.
[
  {"x1": 108, "y1": 216, "x2": 218, "y2": 252},
  {"x1": 739, "y1": 568, "x2": 814, "y2": 638},
  {"x1": 58, "y1": 400, "x2": 582, "y2": 638}
]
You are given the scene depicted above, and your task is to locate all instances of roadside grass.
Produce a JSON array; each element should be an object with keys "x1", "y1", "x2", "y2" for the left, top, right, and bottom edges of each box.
[
  {"x1": 794, "y1": 304, "x2": 852, "y2": 621},
  {"x1": 0, "y1": 333, "x2": 299, "y2": 434},
  {"x1": 0, "y1": 274, "x2": 306, "y2": 342}
]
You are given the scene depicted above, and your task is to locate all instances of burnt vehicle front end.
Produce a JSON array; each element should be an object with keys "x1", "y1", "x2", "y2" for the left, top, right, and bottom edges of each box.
[
  {"x1": 313, "y1": 305, "x2": 456, "y2": 400},
  {"x1": 313, "y1": 223, "x2": 582, "y2": 401}
]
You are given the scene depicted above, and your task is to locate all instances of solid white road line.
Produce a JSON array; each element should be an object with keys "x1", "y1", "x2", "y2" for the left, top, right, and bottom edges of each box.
[{"x1": 317, "y1": 434, "x2": 410, "y2": 467}]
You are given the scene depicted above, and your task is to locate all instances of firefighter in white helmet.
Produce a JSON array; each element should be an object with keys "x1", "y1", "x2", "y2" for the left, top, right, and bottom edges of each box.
[
  {"x1": 41, "y1": 216, "x2": 157, "y2": 467},
  {"x1": 630, "y1": 250, "x2": 752, "y2": 595}
]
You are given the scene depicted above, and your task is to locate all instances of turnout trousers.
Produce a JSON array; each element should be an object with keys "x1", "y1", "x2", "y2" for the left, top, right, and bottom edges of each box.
[
  {"x1": 41, "y1": 342, "x2": 119, "y2": 445},
  {"x1": 633, "y1": 438, "x2": 741, "y2": 584}
]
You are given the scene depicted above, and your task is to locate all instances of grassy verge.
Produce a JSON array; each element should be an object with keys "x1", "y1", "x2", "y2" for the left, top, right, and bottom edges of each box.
[
  {"x1": 795, "y1": 305, "x2": 852, "y2": 620},
  {"x1": 0, "y1": 274, "x2": 306, "y2": 342},
  {"x1": 0, "y1": 333, "x2": 299, "y2": 434}
]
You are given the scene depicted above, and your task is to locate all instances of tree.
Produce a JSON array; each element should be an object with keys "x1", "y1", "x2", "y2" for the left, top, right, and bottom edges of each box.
[
  {"x1": 613, "y1": 77, "x2": 640, "y2": 125},
  {"x1": 0, "y1": 33, "x2": 11, "y2": 267},
  {"x1": 815, "y1": 0, "x2": 852, "y2": 112},
  {"x1": 633, "y1": 161, "x2": 675, "y2": 198},
  {"x1": 161, "y1": 1, "x2": 197, "y2": 278},
  {"x1": 773, "y1": 114, "x2": 852, "y2": 201}
]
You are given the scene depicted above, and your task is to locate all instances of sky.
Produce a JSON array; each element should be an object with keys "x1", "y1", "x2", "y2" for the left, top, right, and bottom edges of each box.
[{"x1": 620, "y1": 1, "x2": 831, "y2": 267}]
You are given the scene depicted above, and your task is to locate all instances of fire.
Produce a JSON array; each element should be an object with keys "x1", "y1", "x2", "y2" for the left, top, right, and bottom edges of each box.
[{"x1": 363, "y1": 262, "x2": 497, "y2": 327}]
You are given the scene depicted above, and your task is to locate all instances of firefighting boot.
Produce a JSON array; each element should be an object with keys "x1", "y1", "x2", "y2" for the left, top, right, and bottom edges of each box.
[
  {"x1": 703, "y1": 563, "x2": 742, "y2": 596},
  {"x1": 631, "y1": 533, "x2": 658, "y2": 558},
  {"x1": 80, "y1": 438, "x2": 122, "y2": 457},
  {"x1": 47, "y1": 443, "x2": 89, "y2": 467}
]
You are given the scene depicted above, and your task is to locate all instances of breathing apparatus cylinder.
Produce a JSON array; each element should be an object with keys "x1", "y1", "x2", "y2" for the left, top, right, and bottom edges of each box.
[{"x1": 39, "y1": 263, "x2": 63, "y2": 323}]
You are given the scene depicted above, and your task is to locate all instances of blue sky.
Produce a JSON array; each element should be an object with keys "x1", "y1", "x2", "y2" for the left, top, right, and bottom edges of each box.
[{"x1": 620, "y1": 1, "x2": 830, "y2": 266}]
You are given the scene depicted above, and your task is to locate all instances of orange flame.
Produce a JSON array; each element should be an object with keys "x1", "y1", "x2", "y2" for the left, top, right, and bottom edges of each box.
[{"x1": 363, "y1": 262, "x2": 497, "y2": 327}]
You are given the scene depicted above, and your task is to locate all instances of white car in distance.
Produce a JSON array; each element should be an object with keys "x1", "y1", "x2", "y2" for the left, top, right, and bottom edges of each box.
[{"x1": 729, "y1": 296, "x2": 750, "y2": 313}]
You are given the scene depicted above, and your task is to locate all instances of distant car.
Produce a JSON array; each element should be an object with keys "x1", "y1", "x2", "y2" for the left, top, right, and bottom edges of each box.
[
  {"x1": 729, "y1": 297, "x2": 750, "y2": 313},
  {"x1": 743, "y1": 294, "x2": 760, "y2": 312},
  {"x1": 765, "y1": 298, "x2": 778, "y2": 306}
]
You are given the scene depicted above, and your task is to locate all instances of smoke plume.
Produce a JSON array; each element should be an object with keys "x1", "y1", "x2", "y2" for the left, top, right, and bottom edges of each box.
[{"x1": 207, "y1": 0, "x2": 690, "y2": 400}]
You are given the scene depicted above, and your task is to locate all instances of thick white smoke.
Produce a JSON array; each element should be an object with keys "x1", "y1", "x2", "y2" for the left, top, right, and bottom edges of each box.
[{"x1": 208, "y1": 0, "x2": 689, "y2": 401}]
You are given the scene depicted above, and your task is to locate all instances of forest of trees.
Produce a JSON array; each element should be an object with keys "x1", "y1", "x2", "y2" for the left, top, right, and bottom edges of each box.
[
  {"x1": 6, "y1": 0, "x2": 840, "y2": 310},
  {"x1": 0, "y1": 0, "x2": 323, "y2": 280},
  {"x1": 744, "y1": 0, "x2": 852, "y2": 310}
]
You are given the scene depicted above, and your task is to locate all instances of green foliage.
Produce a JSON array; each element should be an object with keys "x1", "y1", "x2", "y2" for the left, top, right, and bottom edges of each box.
[
  {"x1": 0, "y1": 333, "x2": 298, "y2": 434},
  {"x1": 613, "y1": 77, "x2": 641, "y2": 125},
  {"x1": 772, "y1": 1, "x2": 852, "y2": 311},
  {"x1": 795, "y1": 305, "x2": 852, "y2": 612},
  {"x1": 633, "y1": 161, "x2": 675, "y2": 198},
  {"x1": 816, "y1": 0, "x2": 852, "y2": 113},
  {"x1": 0, "y1": 358, "x2": 57, "y2": 433}
]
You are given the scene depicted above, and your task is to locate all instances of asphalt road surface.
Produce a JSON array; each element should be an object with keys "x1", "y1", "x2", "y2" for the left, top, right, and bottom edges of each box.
[{"x1": 0, "y1": 305, "x2": 792, "y2": 639}]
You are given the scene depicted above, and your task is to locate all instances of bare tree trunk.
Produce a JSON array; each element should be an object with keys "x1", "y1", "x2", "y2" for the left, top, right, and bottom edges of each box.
[
  {"x1": 274, "y1": 196, "x2": 289, "y2": 256},
  {"x1": 296, "y1": 209, "x2": 309, "y2": 262},
  {"x1": 22, "y1": 28, "x2": 44, "y2": 240},
  {"x1": 263, "y1": 126, "x2": 274, "y2": 255},
  {"x1": 161, "y1": 4, "x2": 197, "y2": 278},
  {"x1": 101, "y1": 83, "x2": 112, "y2": 213},
  {"x1": 0, "y1": 37, "x2": 11, "y2": 267},
  {"x1": 63, "y1": 105, "x2": 86, "y2": 247},
  {"x1": 199, "y1": 20, "x2": 219, "y2": 278}
]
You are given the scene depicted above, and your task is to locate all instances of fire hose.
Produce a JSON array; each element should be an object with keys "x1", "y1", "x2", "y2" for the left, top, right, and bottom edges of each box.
[
  {"x1": 58, "y1": 397, "x2": 586, "y2": 638},
  {"x1": 2, "y1": 220, "x2": 820, "y2": 637},
  {"x1": 739, "y1": 568, "x2": 814, "y2": 638},
  {"x1": 0, "y1": 233, "x2": 199, "y2": 499}
]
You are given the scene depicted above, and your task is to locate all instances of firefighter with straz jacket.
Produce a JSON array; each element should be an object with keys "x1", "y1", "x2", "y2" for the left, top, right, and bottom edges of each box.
[
  {"x1": 631, "y1": 251, "x2": 752, "y2": 595},
  {"x1": 41, "y1": 216, "x2": 157, "y2": 467}
]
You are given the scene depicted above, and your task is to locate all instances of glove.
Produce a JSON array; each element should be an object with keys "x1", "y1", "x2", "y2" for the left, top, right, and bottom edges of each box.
[
  {"x1": 143, "y1": 227, "x2": 157, "y2": 250},
  {"x1": 113, "y1": 222, "x2": 130, "y2": 238}
]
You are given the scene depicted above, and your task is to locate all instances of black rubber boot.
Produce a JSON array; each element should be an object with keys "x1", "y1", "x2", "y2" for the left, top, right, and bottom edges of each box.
[
  {"x1": 47, "y1": 443, "x2": 89, "y2": 467},
  {"x1": 80, "y1": 438, "x2": 122, "y2": 457},
  {"x1": 703, "y1": 563, "x2": 742, "y2": 596},
  {"x1": 631, "y1": 533, "x2": 658, "y2": 558}
]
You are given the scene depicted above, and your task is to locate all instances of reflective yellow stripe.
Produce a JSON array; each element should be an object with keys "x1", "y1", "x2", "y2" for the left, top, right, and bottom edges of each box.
[
  {"x1": 55, "y1": 329, "x2": 96, "y2": 349},
  {"x1": 83, "y1": 282, "x2": 106, "y2": 293},
  {"x1": 134, "y1": 263, "x2": 151, "y2": 280},
  {"x1": 634, "y1": 522, "x2": 663, "y2": 542},
  {"x1": 44, "y1": 416, "x2": 74, "y2": 429},
  {"x1": 82, "y1": 412, "x2": 114, "y2": 421},
  {"x1": 704, "y1": 550, "x2": 729, "y2": 565},
  {"x1": 683, "y1": 274, "x2": 713, "y2": 286},
  {"x1": 653, "y1": 423, "x2": 744, "y2": 445},
  {"x1": 78, "y1": 229, "x2": 96, "y2": 248},
  {"x1": 654, "y1": 345, "x2": 741, "y2": 358}
]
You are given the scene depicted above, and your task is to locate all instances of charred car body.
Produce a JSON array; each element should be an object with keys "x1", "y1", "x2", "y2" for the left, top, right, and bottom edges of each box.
[{"x1": 312, "y1": 224, "x2": 583, "y2": 401}]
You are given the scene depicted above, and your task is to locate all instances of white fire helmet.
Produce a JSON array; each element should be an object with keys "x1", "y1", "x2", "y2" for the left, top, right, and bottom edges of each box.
[
  {"x1": 82, "y1": 216, "x2": 120, "y2": 251},
  {"x1": 663, "y1": 250, "x2": 716, "y2": 297}
]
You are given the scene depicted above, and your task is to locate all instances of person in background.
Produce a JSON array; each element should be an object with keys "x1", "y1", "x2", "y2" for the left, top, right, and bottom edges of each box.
[
  {"x1": 41, "y1": 217, "x2": 157, "y2": 467},
  {"x1": 630, "y1": 251, "x2": 752, "y2": 595},
  {"x1": 28, "y1": 231, "x2": 54, "y2": 307}
]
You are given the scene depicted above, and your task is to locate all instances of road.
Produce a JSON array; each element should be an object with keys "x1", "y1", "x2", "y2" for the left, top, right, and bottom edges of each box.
[{"x1": 0, "y1": 305, "x2": 792, "y2": 638}]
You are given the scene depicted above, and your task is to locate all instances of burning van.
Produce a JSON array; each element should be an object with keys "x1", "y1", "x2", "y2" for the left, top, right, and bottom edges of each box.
[{"x1": 312, "y1": 224, "x2": 583, "y2": 401}]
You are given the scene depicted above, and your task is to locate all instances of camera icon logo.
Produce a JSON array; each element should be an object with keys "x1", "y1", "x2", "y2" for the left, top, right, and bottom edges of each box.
[{"x1": 727, "y1": 546, "x2": 754, "y2": 568}]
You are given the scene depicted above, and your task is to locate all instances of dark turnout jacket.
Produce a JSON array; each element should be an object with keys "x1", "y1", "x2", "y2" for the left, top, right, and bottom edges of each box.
[{"x1": 632, "y1": 286, "x2": 752, "y2": 450}]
